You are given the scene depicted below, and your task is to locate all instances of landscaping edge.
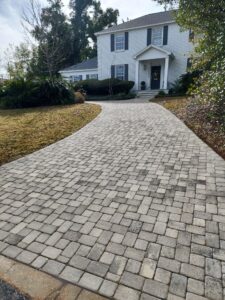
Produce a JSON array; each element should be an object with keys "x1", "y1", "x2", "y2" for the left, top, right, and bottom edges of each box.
[
  {"x1": 152, "y1": 97, "x2": 225, "y2": 160},
  {"x1": 0, "y1": 255, "x2": 108, "y2": 300}
]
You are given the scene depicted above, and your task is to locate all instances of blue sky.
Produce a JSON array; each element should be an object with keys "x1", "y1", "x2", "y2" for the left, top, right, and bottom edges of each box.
[{"x1": 0, "y1": 0, "x2": 163, "y2": 73}]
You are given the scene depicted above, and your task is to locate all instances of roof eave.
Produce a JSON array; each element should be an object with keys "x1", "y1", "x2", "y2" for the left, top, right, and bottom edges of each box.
[
  {"x1": 59, "y1": 68, "x2": 98, "y2": 73},
  {"x1": 95, "y1": 20, "x2": 176, "y2": 36}
]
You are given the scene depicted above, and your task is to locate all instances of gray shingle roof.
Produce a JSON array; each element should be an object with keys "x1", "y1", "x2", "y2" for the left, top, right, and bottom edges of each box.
[
  {"x1": 96, "y1": 10, "x2": 176, "y2": 35},
  {"x1": 61, "y1": 57, "x2": 98, "y2": 72}
]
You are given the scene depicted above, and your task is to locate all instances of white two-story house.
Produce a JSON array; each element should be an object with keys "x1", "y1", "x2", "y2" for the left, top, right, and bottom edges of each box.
[{"x1": 60, "y1": 10, "x2": 194, "y2": 92}]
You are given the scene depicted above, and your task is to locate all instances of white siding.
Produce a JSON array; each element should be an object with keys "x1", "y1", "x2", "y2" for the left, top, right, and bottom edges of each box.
[
  {"x1": 60, "y1": 69, "x2": 98, "y2": 82},
  {"x1": 164, "y1": 23, "x2": 194, "y2": 86},
  {"x1": 97, "y1": 22, "x2": 194, "y2": 88}
]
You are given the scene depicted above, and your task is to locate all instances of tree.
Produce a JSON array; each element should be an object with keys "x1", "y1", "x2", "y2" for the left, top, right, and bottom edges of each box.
[
  {"x1": 69, "y1": 0, "x2": 119, "y2": 63},
  {"x1": 23, "y1": 0, "x2": 72, "y2": 79},
  {"x1": 22, "y1": 0, "x2": 119, "y2": 76},
  {"x1": 4, "y1": 43, "x2": 32, "y2": 79},
  {"x1": 86, "y1": 1, "x2": 119, "y2": 58},
  {"x1": 153, "y1": 0, "x2": 225, "y2": 124},
  {"x1": 69, "y1": 0, "x2": 93, "y2": 64}
]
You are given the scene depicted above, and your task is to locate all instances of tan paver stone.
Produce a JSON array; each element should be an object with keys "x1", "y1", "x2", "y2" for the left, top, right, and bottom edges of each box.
[
  {"x1": 77, "y1": 290, "x2": 108, "y2": 300},
  {"x1": 0, "y1": 255, "x2": 16, "y2": 279},
  {"x1": 4, "y1": 262, "x2": 63, "y2": 299},
  {"x1": 55, "y1": 284, "x2": 82, "y2": 300}
]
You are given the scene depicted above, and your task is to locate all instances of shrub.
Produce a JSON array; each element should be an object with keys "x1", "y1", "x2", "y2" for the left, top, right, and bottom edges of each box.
[
  {"x1": 169, "y1": 70, "x2": 202, "y2": 96},
  {"x1": 74, "y1": 78, "x2": 134, "y2": 95},
  {"x1": 157, "y1": 90, "x2": 166, "y2": 97},
  {"x1": 192, "y1": 58, "x2": 225, "y2": 128},
  {"x1": 141, "y1": 81, "x2": 146, "y2": 90},
  {"x1": 0, "y1": 78, "x2": 75, "y2": 109},
  {"x1": 75, "y1": 91, "x2": 85, "y2": 103},
  {"x1": 0, "y1": 82, "x2": 5, "y2": 98}
]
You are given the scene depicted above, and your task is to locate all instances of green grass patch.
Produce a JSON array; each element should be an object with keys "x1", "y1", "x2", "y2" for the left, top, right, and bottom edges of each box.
[{"x1": 0, "y1": 103, "x2": 101, "y2": 165}]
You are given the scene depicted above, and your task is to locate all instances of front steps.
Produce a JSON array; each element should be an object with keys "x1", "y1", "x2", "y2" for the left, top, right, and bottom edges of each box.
[{"x1": 137, "y1": 90, "x2": 159, "y2": 99}]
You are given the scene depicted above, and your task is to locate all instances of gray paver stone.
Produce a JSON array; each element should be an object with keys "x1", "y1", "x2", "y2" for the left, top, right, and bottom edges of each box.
[
  {"x1": 143, "y1": 279, "x2": 168, "y2": 299},
  {"x1": 79, "y1": 272, "x2": 103, "y2": 291},
  {"x1": 169, "y1": 273, "x2": 187, "y2": 297},
  {"x1": 114, "y1": 285, "x2": 140, "y2": 300}
]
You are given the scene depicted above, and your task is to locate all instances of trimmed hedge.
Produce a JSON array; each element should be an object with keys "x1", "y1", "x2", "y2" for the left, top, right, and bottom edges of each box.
[
  {"x1": 74, "y1": 78, "x2": 134, "y2": 95},
  {"x1": 0, "y1": 78, "x2": 75, "y2": 109}
]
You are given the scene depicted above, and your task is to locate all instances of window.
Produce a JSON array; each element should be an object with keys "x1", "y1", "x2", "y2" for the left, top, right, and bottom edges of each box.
[
  {"x1": 90, "y1": 74, "x2": 98, "y2": 79},
  {"x1": 115, "y1": 65, "x2": 125, "y2": 80},
  {"x1": 74, "y1": 75, "x2": 82, "y2": 82},
  {"x1": 115, "y1": 34, "x2": 125, "y2": 51},
  {"x1": 86, "y1": 74, "x2": 98, "y2": 79},
  {"x1": 152, "y1": 27, "x2": 163, "y2": 46},
  {"x1": 70, "y1": 75, "x2": 82, "y2": 82},
  {"x1": 187, "y1": 58, "x2": 192, "y2": 70},
  {"x1": 189, "y1": 29, "x2": 194, "y2": 42}
]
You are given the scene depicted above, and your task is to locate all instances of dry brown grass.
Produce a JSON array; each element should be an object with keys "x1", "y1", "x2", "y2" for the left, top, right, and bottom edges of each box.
[
  {"x1": 153, "y1": 97, "x2": 225, "y2": 160},
  {"x1": 0, "y1": 103, "x2": 101, "y2": 165}
]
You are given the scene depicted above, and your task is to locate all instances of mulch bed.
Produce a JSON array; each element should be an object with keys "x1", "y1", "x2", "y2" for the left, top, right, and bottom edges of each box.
[
  {"x1": 0, "y1": 280, "x2": 30, "y2": 300},
  {"x1": 153, "y1": 97, "x2": 225, "y2": 160}
]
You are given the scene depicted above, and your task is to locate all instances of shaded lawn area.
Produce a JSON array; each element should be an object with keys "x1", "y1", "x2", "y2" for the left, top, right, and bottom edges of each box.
[
  {"x1": 0, "y1": 103, "x2": 101, "y2": 165},
  {"x1": 152, "y1": 97, "x2": 225, "y2": 160}
]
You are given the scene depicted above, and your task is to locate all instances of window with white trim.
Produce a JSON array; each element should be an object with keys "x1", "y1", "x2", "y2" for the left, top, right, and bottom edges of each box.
[
  {"x1": 89, "y1": 74, "x2": 98, "y2": 79},
  {"x1": 70, "y1": 75, "x2": 82, "y2": 82},
  {"x1": 115, "y1": 33, "x2": 125, "y2": 51},
  {"x1": 115, "y1": 65, "x2": 125, "y2": 80},
  {"x1": 152, "y1": 27, "x2": 163, "y2": 46}
]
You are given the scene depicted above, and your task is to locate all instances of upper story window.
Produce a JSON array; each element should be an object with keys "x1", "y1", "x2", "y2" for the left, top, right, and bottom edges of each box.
[
  {"x1": 152, "y1": 27, "x2": 163, "y2": 46},
  {"x1": 115, "y1": 65, "x2": 125, "y2": 80},
  {"x1": 115, "y1": 33, "x2": 125, "y2": 51}
]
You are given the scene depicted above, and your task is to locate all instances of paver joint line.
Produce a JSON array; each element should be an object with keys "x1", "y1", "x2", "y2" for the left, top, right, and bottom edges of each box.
[{"x1": 0, "y1": 99, "x2": 225, "y2": 300}]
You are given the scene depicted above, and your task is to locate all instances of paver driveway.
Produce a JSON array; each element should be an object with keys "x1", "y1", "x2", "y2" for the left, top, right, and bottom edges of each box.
[{"x1": 0, "y1": 100, "x2": 225, "y2": 300}]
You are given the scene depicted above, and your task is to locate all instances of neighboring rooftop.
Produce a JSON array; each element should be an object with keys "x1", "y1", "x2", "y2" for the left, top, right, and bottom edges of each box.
[
  {"x1": 60, "y1": 57, "x2": 98, "y2": 72},
  {"x1": 96, "y1": 10, "x2": 176, "y2": 35}
]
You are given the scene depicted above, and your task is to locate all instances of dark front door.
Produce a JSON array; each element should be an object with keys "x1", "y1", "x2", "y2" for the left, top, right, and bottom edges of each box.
[{"x1": 151, "y1": 66, "x2": 161, "y2": 90}]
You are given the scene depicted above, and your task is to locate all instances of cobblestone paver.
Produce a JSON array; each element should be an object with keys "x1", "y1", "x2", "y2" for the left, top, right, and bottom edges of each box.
[{"x1": 0, "y1": 100, "x2": 225, "y2": 299}]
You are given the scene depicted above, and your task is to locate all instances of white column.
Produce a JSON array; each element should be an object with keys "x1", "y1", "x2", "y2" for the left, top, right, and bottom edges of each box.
[
  {"x1": 135, "y1": 60, "x2": 139, "y2": 91},
  {"x1": 164, "y1": 56, "x2": 169, "y2": 90}
]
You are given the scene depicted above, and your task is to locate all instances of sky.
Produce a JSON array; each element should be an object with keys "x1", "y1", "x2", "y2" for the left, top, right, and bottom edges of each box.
[{"x1": 0, "y1": 0, "x2": 163, "y2": 74}]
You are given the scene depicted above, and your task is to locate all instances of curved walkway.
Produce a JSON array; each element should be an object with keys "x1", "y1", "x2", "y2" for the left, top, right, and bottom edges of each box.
[{"x1": 0, "y1": 100, "x2": 225, "y2": 300}]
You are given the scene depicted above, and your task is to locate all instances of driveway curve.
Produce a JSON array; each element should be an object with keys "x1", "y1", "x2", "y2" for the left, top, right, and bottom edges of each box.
[{"x1": 0, "y1": 100, "x2": 225, "y2": 300}]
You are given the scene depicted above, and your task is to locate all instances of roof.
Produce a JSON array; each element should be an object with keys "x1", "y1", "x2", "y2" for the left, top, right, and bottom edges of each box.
[
  {"x1": 96, "y1": 10, "x2": 176, "y2": 35},
  {"x1": 134, "y1": 45, "x2": 172, "y2": 59},
  {"x1": 60, "y1": 57, "x2": 98, "y2": 72}
]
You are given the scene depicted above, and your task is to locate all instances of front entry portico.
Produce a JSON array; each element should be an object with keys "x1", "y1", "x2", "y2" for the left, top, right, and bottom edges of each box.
[{"x1": 134, "y1": 45, "x2": 172, "y2": 91}]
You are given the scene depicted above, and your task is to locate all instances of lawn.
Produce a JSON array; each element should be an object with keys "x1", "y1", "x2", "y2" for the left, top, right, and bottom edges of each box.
[
  {"x1": 0, "y1": 103, "x2": 101, "y2": 165},
  {"x1": 152, "y1": 97, "x2": 225, "y2": 160}
]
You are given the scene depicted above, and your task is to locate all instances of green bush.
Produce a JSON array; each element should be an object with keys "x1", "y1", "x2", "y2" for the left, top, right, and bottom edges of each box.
[
  {"x1": 0, "y1": 78, "x2": 75, "y2": 109},
  {"x1": 156, "y1": 90, "x2": 166, "y2": 97},
  {"x1": 169, "y1": 70, "x2": 202, "y2": 96},
  {"x1": 0, "y1": 82, "x2": 5, "y2": 98},
  {"x1": 193, "y1": 58, "x2": 225, "y2": 128},
  {"x1": 74, "y1": 78, "x2": 134, "y2": 95}
]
